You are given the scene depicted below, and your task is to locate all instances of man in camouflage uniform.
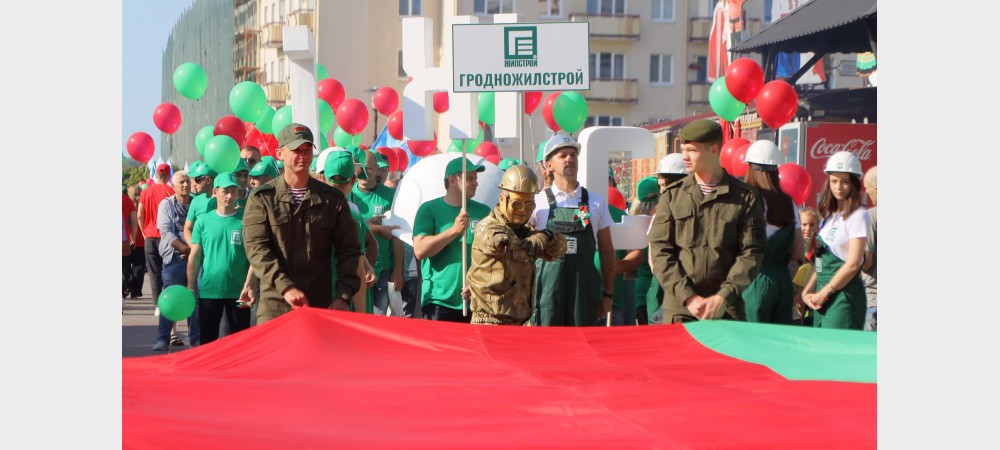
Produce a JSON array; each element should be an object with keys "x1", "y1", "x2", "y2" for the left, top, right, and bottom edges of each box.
[{"x1": 648, "y1": 119, "x2": 766, "y2": 323}]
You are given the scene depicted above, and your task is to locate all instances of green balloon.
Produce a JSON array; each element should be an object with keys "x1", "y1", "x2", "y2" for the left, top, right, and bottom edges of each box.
[
  {"x1": 195, "y1": 125, "x2": 215, "y2": 157},
  {"x1": 173, "y1": 62, "x2": 207, "y2": 101},
  {"x1": 333, "y1": 127, "x2": 361, "y2": 147},
  {"x1": 318, "y1": 99, "x2": 334, "y2": 135},
  {"x1": 536, "y1": 140, "x2": 546, "y2": 162},
  {"x1": 271, "y1": 105, "x2": 294, "y2": 137},
  {"x1": 158, "y1": 285, "x2": 196, "y2": 322},
  {"x1": 204, "y1": 135, "x2": 240, "y2": 173},
  {"x1": 255, "y1": 106, "x2": 276, "y2": 134},
  {"x1": 709, "y1": 76, "x2": 747, "y2": 122},
  {"x1": 229, "y1": 81, "x2": 267, "y2": 123},
  {"x1": 552, "y1": 91, "x2": 588, "y2": 133},
  {"x1": 316, "y1": 63, "x2": 329, "y2": 81},
  {"x1": 448, "y1": 140, "x2": 468, "y2": 153},
  {"x1": 477, "y1": 92, "x2": 496, "y2": 125}
]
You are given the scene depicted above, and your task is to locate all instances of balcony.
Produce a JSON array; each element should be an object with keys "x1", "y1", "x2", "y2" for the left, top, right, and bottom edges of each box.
[
  {"x1": 688, "y1": 80, "x2": 710, "y2": 104},
  {"x1": 263, "y1": 82, "x2": 288, "y2": 106},
  {"x1": 288, "y1": 9, "x2": 315, "y2": 29},
  {"x1": 569, "y1": 14, "x2": 640, "y2": 40},
  {"x1": 584, "y1": 78, "x2": 638, "y2": 103},
  {"x1": 689, "y1": 17, "x2": 762, "y2": 42},
  {"x1": 261, "y1": 23, "x2": 283, "y2": 47}
]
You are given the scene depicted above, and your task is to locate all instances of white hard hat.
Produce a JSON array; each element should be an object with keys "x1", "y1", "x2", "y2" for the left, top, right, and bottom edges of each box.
[
  {"x1": 744, "y1": 140, "x2": 783, "y2": 167},
  {"x1": 656, "y1": 153, "x2": 686, "y2": 175},
  {"x1": 315, "y1": 147, "x2": 343, "y2": 174},
  {"x1": 823, "y1": 151, "x2": 863, "y2": 178},
  {"x1": 541, "y1": 133, "x2": 581, "y2": 161}
]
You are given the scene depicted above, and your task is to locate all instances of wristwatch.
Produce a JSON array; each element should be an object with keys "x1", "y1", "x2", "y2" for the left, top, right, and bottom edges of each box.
[{"x1": 338, "y1": 292, "x2": 351, "y2": 302}]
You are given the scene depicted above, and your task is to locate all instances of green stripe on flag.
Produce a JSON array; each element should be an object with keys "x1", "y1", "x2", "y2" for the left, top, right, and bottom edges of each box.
[{"x1": 684, "y1": 321, "x2": 877, "y2": 383}]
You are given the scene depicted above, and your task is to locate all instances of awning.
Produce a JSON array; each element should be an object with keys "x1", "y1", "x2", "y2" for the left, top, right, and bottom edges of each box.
[{"x1": 730, "y1": 0, "x2": 876, "y2": 55}]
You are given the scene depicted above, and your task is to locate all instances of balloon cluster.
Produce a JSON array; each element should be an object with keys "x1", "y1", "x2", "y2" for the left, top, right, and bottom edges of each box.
[
  {"x1": 541, "y1": 91, "x2": 588, "y2": 134},
  {"x1": 709, "y1": 58, "x2": 799, "y2": 129}
]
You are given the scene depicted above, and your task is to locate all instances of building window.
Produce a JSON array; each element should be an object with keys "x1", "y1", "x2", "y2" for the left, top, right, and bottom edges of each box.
[
  {"x1": 399, "y1": 0, "x2": 422, "y2": 15},
  {"x1": 590, "y1": 52, "x2": 625, "y2": 79},
  {"x1": 694, "y1": 55, "x2": 707, "y2": 82},
  {"x1": 588, "y1": 0, "x2": 624, "y2": 14},
  {"x1": 476, "y1": 0, "x2": 515, "y2": 15},
  {"x1": 652, "y1": 0, "x2": 674, "y2": 21},
  {"x1": 585, "y1": 116, "x2": 625, "y2": 127},
  {"x1": 650, "y1": 54, "x2": 673, "y2": 85},
  {"x1": 539, "y1": 0, "x2": 560, "y2": 17},
  {"x1": 398, "y1": 50, "x2": 407, "y2": 79},
  {"x1": 279, "y1": 0, "x2": 285, "y2": 18}
]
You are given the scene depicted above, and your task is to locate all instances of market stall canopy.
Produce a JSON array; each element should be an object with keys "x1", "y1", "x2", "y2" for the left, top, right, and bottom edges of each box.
[{"x1": 730, "y1": 0, "x2": 876, "y2": 55}]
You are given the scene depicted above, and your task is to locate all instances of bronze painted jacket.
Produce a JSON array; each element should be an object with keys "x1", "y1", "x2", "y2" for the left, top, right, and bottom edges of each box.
[
  {"x1": 648, "y1": 171, "x2": 766, "y2": 323},
  {"x1": 468, "y1": 208, "x2": 566, "y2": 325}
]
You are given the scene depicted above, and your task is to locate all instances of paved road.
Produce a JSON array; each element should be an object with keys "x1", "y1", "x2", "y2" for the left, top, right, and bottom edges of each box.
[{"x1": 122, "y1": 274, "x2": 197, "y2": 358}]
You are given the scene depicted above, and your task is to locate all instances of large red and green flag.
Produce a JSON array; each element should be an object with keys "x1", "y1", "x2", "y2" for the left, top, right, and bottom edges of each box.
[{"x1": 123, "y1": 308, "x2": 875, "y2": 448}]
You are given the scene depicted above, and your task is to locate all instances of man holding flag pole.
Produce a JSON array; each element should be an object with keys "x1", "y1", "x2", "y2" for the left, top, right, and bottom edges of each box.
[{"x1": 411, "y1": 143, "x2": 491, "y2": 322}]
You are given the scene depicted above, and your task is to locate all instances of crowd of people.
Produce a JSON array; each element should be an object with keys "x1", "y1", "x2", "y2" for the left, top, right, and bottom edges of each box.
[{"x1": 122, "y1": 120, "x2": 877, "y2": 351}]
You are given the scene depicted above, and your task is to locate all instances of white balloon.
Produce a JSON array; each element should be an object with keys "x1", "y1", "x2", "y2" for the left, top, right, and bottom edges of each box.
[{"x1": 384, "y1": 153, "x2": 502, "y2": 246}]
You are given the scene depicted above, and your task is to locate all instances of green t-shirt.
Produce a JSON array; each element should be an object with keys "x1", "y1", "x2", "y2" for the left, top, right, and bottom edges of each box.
[
  {"x1": 191, "y1": 209, "x2": 249, "y2": 299},
  {"x1": 412, "y1": 197, "x2": 491, "y2": 310},
  {"x1": 331, "y1": 208, "x2": 373, "y2": 313},
  {"x1": 187, "y1": 194, "x2": 246, "y2": 224},
  {"x1": 351, "y1": 183, "x2": 395, "y2": 273}
]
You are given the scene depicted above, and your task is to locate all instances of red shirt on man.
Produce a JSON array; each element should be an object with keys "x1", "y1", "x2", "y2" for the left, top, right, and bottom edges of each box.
[{"x1": 138, "y1": 184, "x2": 174, "y2": 239}]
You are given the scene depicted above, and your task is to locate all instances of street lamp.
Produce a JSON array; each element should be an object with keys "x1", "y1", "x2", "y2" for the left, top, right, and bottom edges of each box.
[{"x1": 366, "y1": 86, "x2": 379, "y2": 144}]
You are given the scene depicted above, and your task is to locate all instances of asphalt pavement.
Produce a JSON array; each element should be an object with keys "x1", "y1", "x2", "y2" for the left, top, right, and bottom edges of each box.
[{"x1": 122, "y1": 274, "x2": 197, "y2": 358}]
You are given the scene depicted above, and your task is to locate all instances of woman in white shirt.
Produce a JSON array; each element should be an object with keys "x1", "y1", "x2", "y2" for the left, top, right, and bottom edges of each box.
[{"x1": 802, "y1": 151, "x2": 869, "y2": 329}]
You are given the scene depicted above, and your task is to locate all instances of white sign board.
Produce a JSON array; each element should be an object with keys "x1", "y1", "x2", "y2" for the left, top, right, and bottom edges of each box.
[{"x1": 452, "y1": 22, "x2": 590, "y2": 93}]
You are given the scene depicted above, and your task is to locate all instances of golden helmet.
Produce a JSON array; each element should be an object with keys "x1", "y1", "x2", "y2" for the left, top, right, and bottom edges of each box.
[{"x1": 498, "y1": 165, "x2": 539, "y2": 194}]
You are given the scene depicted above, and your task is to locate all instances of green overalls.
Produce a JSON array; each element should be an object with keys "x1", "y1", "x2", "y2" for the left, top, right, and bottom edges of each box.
[
  {"x1": 742, "y1": 225, "x2": 795, "y2": 324},
  {"x1": 812, "y1": 237, "x2": 866, "y2": 329},
  {"x1": 532, "y1": 187, "x2": 602, "y2": 326}
]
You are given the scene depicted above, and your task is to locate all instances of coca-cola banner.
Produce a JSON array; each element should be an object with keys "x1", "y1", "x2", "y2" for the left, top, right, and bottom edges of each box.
[{"x1": 802, "y1": 123, "x2": 877, "y2": 208}]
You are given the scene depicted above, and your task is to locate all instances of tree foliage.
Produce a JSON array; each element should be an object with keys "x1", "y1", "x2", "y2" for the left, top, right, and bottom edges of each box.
[{"x1": 122, "y1": 166, "x2": 150, "y2": 189}]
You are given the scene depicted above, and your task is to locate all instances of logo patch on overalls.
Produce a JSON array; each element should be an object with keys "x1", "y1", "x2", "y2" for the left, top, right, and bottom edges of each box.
[{"x1": 565, "y1": 236, "x2": 577, "y2": 254}]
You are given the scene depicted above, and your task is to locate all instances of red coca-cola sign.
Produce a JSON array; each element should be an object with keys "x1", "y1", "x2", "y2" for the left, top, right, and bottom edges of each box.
[{"x1": 802, "y1": 123, "x2": 877, "y2": 208}]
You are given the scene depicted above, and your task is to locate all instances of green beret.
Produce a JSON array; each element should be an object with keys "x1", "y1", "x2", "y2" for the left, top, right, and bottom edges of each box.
[{"x1": 678, "y1": 119, "x2": 722, "y2": 143}]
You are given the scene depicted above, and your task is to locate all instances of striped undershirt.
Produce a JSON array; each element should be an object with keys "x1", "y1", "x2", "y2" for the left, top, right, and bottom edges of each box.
[
  {"x1": 289, "y1": 187, "x2": 308, "y2": 205},
  {"x1": 697, "y1": 182, "x2": 717, "y2": 197}
]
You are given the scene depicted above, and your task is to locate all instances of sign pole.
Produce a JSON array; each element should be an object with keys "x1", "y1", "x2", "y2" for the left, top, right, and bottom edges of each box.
[{"x1": 461, "y1": 140, "x2": 469, "y2": 317}]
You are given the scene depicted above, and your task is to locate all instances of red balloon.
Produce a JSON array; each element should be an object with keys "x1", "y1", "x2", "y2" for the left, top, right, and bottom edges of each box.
[
  {"x1": 336, "y1": 99, "x2": 370, "y2": 136},
  {"x1": 393, "y1": 147, "x2": 409, "y2": 172},
  {"x1": 474, "y1": 141, "x2": 500, "y2": 158},
  {"x1": 730, "y1": 143, "x2": 751, "y2": 177},
  {"x1": 524, "y1": 91, "x2": 543, "y2": 115},
  {"x1": 152, "y1": 102, "x2": 182, "y2": 135},
  {"x1": 387, "y1": 110, "x2": 404, "y2": 140},
  {"x1": 126, "y1": 132, "x2": 155, "y2": 164},
  {"x1": 214, "y1": 115, "x2": 246, "y2": 148},
  {"x1": 725, "y1": 58, "x2": 765, "y2": 104},
  {"x1": 433, "y1": 92, "x2": 449, "y2": 113},
  {"x1": 756, "y1": 80, "x2": 799, "y2": 129},
  {"x1": 720, "y1": 137, "x2": 750, "y2": 173},
  {"x1": 406, "y1": 132, "x2": 437, "y2": 157},
  {"x1": 376, "y1": 146, "x2": 398, "y2": 173},
  {"x1": 317, "y1": 78, "x2": 346, "y2": 110},
  {"x1": 778, "y1": 163, "x2": 813, "y2": 205},
  {"x1": 608, "y1": 186, "x2": 627, "y2": 211},
  {"x1": 372, "y1": 86, "x2": 399, "y2": 116},
  {"x1": 541, "y1": 92, "x2": 562, "y2": 132},
  {"x1": 484, "y1": 154, "x2": 501, "y2": 166}
]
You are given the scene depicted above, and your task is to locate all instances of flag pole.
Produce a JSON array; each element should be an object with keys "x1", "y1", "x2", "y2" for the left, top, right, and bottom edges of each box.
[{"x1": 461, "y1": 139, "x2": 469, "y2": 317}]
